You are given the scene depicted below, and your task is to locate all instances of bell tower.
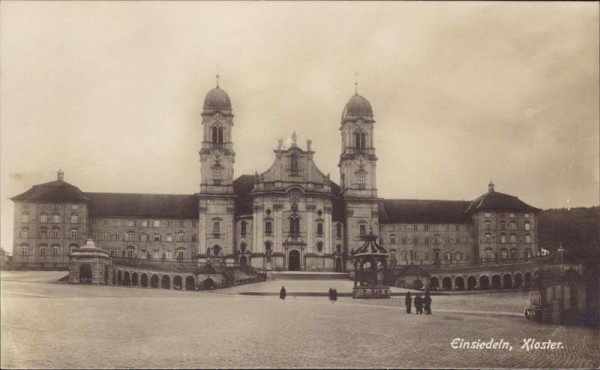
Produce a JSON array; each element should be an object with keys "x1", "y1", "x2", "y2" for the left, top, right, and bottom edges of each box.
[
  {"x1": 199, "y1": 76, "x2": 235, "y2": 194},
  {"x1": 338, "y1": 86, "x2": 380, "y2": 256},
  {"x1": 197, "y1": 76, "x2": 236, "y2": 264}
]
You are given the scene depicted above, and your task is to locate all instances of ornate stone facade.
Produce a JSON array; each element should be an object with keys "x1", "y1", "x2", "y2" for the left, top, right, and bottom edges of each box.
[{"x1": 10, "y1": 82, "x2": 540, "y2": 273}]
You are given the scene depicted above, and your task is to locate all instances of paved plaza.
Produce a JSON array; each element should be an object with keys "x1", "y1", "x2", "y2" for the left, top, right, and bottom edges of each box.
[{"x1": 1, "y1": 271, "x2": 598, "y2": 368}]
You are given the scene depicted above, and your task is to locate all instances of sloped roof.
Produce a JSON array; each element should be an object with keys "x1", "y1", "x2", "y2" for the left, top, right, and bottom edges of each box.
[
  {"x1": 465, "y1": 190, "x2": 538, "y2": 213},
  {"x1": 11, "y1": 180, "x2": 89, "y2": 202},
  {"x1": 544, "y1": 245, "x2": 582, "y2": 265},
  {"x1": 85, "y1": 193, "x2": 198, "y2": 218},
  {"x1": 380, "y1": 199, "x2": 471, "y2": 223},
  {"x1": 233, "y1": 175, "x2": 256, "y2": 216}
]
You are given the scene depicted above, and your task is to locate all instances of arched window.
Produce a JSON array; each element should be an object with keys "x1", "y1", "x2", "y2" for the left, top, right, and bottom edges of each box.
[
  {"x1": 70, "y1": 213, "x2": 79, "y2": 224},
  {"x1": 525, "y1": 234, "x2": 531, "y2": 243},
  {"x1": 390, "y1": 235, "x2": 396, "y2": 245},
  {"x1": 240, "y1": 242, "x2": 247, "y2": 253},
  {"x1": 264, "y1": 241, "x2": 272, "y2": 252},
  {"x1": 21, "y1": 212, "x2": 29, "y2": 223},
  {"x1": 434, "y1": 249, "x2": 441, "y2": 260},
  {"x1": 211, "y1": 126, "x2": 224, "y2": 145},
  {"x1": 40, "y1": 213, "x2": 48, "y2": 223},
  {"x1": 20, "y1": 244, "x2": 29, "y2": 256},
  {"x1": 500, "y1": 233, "x2": 507, "y2": 244},
  {"x1": 359, "y1": 224, "x2": 366, "y2": 237},
  {"x1": 39, "y1": 227, "x2": 48, "y2": 239},
  {"x1": 336, "y1": 223, "x2": 342, "y2": 238},
  {"x1": 212, "y1": 245, "x2": 221, "y2": 256},
  {"x1": 455, "y1": 252, "x2": 462, "y2": 260},
  {"x1": 213, "y1": 166, "x2": 222, "y2": 185},
  {"x1": 39, "y1": 244, "x2": 47, "y2": 256},
  {"x1": 485, "y1": 233, "x2": 492, "y2": 243},
  {"x1": 166, "y1": 234, "x2": 173, "y2": 242},
  {"x1": 127, "y1": 231, "x2": 136, "y2": 242},
  {"x1": 356, "y1": 170, "x2": 366, "y2": 189},
  {"x1": 354, "y1": 131, "x2": 366, "y2": 149},
  {"x1": 289, "y1": 217, "x2": 300, "y2": 237},
  {"x1": 510, "y1": 248, "x2": 517, "y2": 259},
  {"x1": 500, "y1": 248, "x2": 508, "y2": 259},
  {"x1": 510, "y1": 234, "x2": 517, "y2": 243},
  {"x1": 20, "y1": 227, "x2": 29, "y2": 238},
  {"x1": 264, "y1": 220, "x2": 272, "y2": 235},
  {"x1": 434, "y1": 235, "x2": 440, "y2": 244},
  {"x1": 52, "y1": 227, "x2": 60, "y2": 239},
  {"x1": 176, "y1": 248, "x2": 185, "y2": 261},
  {"x1": 524, "y1": 248, "x2": 532, "y2": 259},
  {"x1": 484, "y1": 221, "x2": 491, "y2": 230},
  {"x1": 51, "y1": 244, "x2": 60, "y2": 256},
  {"x1": 485, "y1": 248, "x2": 493, "y2": 259},
  {"x1": 177, "y1": 232, "x2": 185, "y2": 242},
  {"x1": 240, "y1": 221, "x2": 247, "y2": 237},
  {"x1": 52, "y1": 213, "x2": 60, "y2": 223},
  {"x1": 524, "y1": 221, "x2": 531, "y2": 231},
  {"x1": 444, "y1": 252, "x2": 451, "y2": 260},
  {"x1": 336, "y1": 244, "x2": 342, "y2": 253},
  {"x1": 316, "y1": 222, "x2": 323, "y2": 236},
  {"x1": 509, "y1": 221, "x2": 516, "y2": 230},
  {"x1": 290, "y1": 152, "x2": 299, "y2": 176},
  {"x1": 212, "y1": 221, "x2": 221, "y2": 236},
  {"x1": 125, "y1": 246, "x2": 135, "y2": 258}
]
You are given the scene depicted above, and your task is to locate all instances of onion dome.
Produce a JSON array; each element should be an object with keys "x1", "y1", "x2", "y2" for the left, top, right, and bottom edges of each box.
[
  {"x1": 203, "y1": 86, "x2": 232, "y2": 113},
  {"x1": 342, "y1": 94, "x2": 373, "y2": 121}
]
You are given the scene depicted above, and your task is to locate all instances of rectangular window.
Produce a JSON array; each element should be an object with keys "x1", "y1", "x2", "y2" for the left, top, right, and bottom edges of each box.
[
  {"x1": 413, "y1": 225, "x2": 418, "y2": 231},
  {"x1": 317, "y1": 222, "x2": 323, "y2": 236},
  {"x1": 52, "y1": 229, "x2": 60, "y2": 238},
  {"x1": 359, "y1": 224, "x2": 366, "y2": 237},
  {"x1": 39, "y1": 247, "x2": 47, "y2": 256},
  {"x1": 414, "y1": 237, "x2": 418, "y2": 244},
  {"x1": 177, "y1": 233, "x2": 185, "y2": 242},
  {"x1": 153, "y1": 234, "x2": 161, "y2": 242},
  {"x1": 166, "y1": 234, "x2": 173, "y2": 242},
  {"x1": 424, "y1": 225, "x2": 429, "y2": 231},
  {"x1": 52, "y1": 214, "x2": 60, "y2": 223},
  {"x1": 192, "y1": 220, "x2": 197, "y2": 227},
  {"x1": 21, "y1": 246, "x2": 28, "y2": 256},
  {"x1": 71, "y1": 230, "x2": 78, "y2": 239},
  {"x1": 52, "y1": 246, "x2": 59, "y2": 256},
  {"x1": 179, "y1": 220, "x2": 185, "y2": 227},
  {"x1": 153, "y1": 220, "x2": 160, "y2": 227},
  {"x1": 213, "y1": 222, "x2": 221, "y2": 236},
  {"x1": 424, "y1": 237, "x2": 429, "y2": 245},
  {"x1": 141, "y1": 233, "x2": 148, "y2": 241},
  {"x1": 142, "y1": 220, "x2": 148, "y2": 227},
  {"x1": 265, "y1": 221, "x2": 272, "y2": 235},
  {"x1": 104, "y1": 219, "x2": 109, "y2": 226},
  {"x1": 191, "y1": 234, "x2": 197, "y2": 242}
]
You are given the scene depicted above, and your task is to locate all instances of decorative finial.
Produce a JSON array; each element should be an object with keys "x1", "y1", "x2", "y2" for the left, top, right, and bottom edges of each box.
[
  {"x1": 278, "y1": 139, "x2": 283, "y2": 150},
  {"x1": 354, "y1": 72, "x2": 359, "y2": 94},
  {"x1": 292, "y1": 131, "x2": 297, "y2": 144},
  {"x1": 216, "y1": 65, "x2": 220, "y2": 88},
  {"x1": 57, "y1": 169, "x2": 64, "y2": 181},
  {"x1": 488, "y1": 180, "x2": 495, "y2": 192},
  {"x1": 306, "y1": 139, "x2": 312, "y2": 151}
]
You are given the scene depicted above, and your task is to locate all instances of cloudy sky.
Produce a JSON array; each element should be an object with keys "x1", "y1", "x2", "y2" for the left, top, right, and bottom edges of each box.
[{"x1": 1, "y1": 2, "x2": 598, "y2": 252}]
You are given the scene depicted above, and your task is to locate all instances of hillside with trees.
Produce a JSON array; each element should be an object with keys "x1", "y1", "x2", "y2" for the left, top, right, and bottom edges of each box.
[{"x1": 537, "y1": 206, "x2": 599, "y2": 268}]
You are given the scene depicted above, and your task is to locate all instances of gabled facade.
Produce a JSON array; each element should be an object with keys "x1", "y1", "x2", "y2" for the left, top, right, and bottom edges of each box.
[{"x1": 9, "y1": 82, "x2": 540, "y2": 272}]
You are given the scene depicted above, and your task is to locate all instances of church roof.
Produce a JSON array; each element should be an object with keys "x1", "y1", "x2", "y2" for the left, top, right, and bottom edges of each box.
[
  {"x1": 379, "y1": 199, "x2": 471, "y2": 224},
  {"x1": 203, "y1": 86, "x2": 232, "y2": 112},
  {"x1": 85, "y1": 193, "x2": 198, "y2": 218},
  {"x1": 465, "y1": 190, "x2": 538, "y2": 213},
  {"x1": 11, "y1": 179, "x2": 89, "y2": 202},
  {"x1": 342, "y1": 94, "x2": 373, "y2": 120}
]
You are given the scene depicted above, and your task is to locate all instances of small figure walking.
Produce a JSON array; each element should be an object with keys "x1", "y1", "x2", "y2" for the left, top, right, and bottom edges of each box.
[
  {"x1": 405, "y1": 292, "x2": 412, "y2": 314},
  {"x1": 414, "y1": 293, "x2": 423, "y2": 315},
  {"x1": 328, "y1": 287, "x2": 334, "y2": 302},
  {"x1": 332, "y1": 287, "x2": 338, "y2": 302},
  {"x1": 424, "y1": 290, "x2": 432, "y2": 315},
  {"x1": 280, "y1": 286, "x2": 287, "y2": 300}
]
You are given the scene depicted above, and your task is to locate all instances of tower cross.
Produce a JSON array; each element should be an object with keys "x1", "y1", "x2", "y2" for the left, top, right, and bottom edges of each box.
[{"x1": 354, "y1": 72, "x2": 359, "y2": 94}]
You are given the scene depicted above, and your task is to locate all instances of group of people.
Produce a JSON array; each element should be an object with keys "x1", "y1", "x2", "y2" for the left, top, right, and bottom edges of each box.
[{"x1": 405, "y1": 291, "x2": 432, "y2": 315}]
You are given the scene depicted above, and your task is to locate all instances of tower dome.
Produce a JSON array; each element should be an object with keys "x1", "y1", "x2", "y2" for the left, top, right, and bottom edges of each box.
[
  {"x1": 203, "y1": 86, "x2": 232, "y2": 112},
  {"x1": 342, "y1": 93, "x2": 373, "y2": 120}
]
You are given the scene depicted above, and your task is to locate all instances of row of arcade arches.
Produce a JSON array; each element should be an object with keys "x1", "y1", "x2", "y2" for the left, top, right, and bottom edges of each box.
[
  {"x1": 111, "y1": 269, "x2": 205, "y2": 290},
  {"x1": 429, "y1": 271, "x2": 537, "y2": 291}
]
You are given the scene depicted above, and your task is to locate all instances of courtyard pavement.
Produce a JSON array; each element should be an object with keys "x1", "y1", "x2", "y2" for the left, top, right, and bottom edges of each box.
[{"x1": 1, "y1": 271, "x2": 598, "y2": 368}]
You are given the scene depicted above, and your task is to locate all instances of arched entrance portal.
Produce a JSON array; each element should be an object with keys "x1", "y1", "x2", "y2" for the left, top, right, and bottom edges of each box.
[
  {"x1": 442, "y1": 277, "x2": 452, "y2": 290},
  {"x1": 492, "y1": 275, "x2": 502, "y2": 289},
  {"x1": 480, "y1": 276, "x2": 489, "y2": 290},
  {"x1": 185, "y1": 276, "x2": 196, "y2": 291},
  {"x1": 455, "y1": 276, "x2": 465, "y2": 291},
  {"x1": 335, "y1": 257, "x2": 343, "y2": 272},
  {"x1": 429, "y1": 277, "x2": 439, "y2": 290},
  {"x1": 79, "y1": 264, "x2": 92, "y2": 284},
  {"x1": 288, "y1": 250, "x2": 301, "y2": 271},
  {"x1": 467, "y1": 276, "x2": 477, "y2": 290},
  {"x1": 240, "y1": 255, "x2": 247, "y2": 267}
]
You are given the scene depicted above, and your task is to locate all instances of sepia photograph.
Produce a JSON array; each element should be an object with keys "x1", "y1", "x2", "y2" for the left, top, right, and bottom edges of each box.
[{"x1": 1, "y1": 1, "x2": 598, "y2": 368}]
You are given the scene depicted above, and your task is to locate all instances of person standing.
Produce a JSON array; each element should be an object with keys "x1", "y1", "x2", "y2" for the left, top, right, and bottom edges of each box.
[
  {"x1": 415, "y1": 293, "x2": 423, "y2": 315},
  {"x1": 328, "y1": 287, "x2": 333, "y2": 302},
  {"x1": 332, "y1": 287, "x2": 338, "y2": 301},
  {"x1": 424, "y1": 290, "x2": 432, "y2": 315},
  {"x1": 280, "y1": 286, "x2": 287, "y2": 300},
  {"x1": 405, "y1": 292, "x2": 412, "y2": 313}
]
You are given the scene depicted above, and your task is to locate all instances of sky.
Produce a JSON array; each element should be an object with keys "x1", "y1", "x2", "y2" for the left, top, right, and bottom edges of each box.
[{"x1": 1, "y1": 2, "x2": 598, "y2": 252}]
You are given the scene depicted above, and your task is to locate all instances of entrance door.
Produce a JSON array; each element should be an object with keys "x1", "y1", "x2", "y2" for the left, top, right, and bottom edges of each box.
[
  {"x1": 288, "y1": 250, "x2": 301, "y2": 271},
  {"x1": 240, "y1": 255, "x2": 247, "y2": 267},
  {"x1": 335, "y1": 257, "x2": 343, "y2": 272}
]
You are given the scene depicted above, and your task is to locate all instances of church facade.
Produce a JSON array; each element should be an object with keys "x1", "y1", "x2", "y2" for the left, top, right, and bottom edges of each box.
[{"x1": 10, "y1": 83, "x2": 540, "y2": 273}]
